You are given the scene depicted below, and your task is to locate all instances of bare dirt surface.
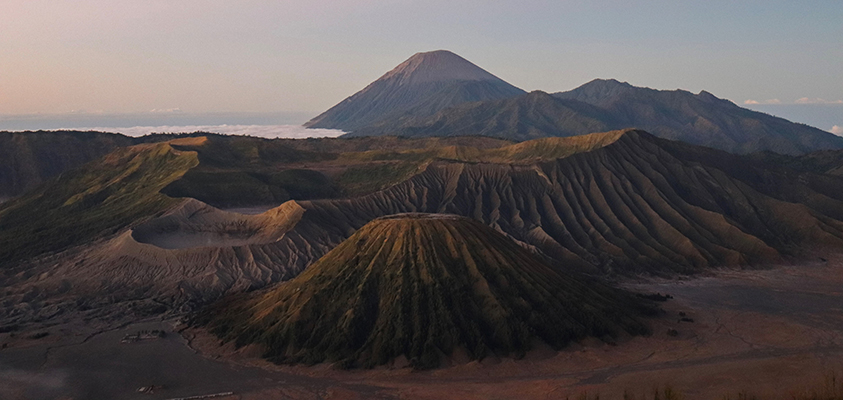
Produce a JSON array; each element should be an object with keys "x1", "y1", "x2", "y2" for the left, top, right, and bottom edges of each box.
[{"x1": 3, "y1": 254, "x2": 843, "y2": 399}]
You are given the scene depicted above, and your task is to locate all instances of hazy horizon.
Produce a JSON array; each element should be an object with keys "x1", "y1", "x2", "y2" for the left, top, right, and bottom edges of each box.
[
  {"x1": 2, "y1": 102, "x2": 840, "y2": 137},
  {"x1": 2, "y1": 2, "x2": 840, "y2": 118}
]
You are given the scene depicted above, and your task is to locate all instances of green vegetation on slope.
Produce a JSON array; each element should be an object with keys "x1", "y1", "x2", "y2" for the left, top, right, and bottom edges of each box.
[
  {"x1": 201, "y1": 214, "x2": 652, "y2": 369},
  {"x1": 0, "y1": 142, "x2": 199, "y2": 265},
  {"x1": 157, "y1": 134, "x2": 526, "y2": 207},
  {"x1": 0, "y1": 130, "x2": 137, "y2": 198}
]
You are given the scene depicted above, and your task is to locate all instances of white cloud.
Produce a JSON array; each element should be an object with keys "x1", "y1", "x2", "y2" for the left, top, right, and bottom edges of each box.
[
  {"x1": 795, "y1": 98, "x2": 843, "y2": 104},
  {"x1": 743, "y1": 99, "x2": 780, "y2": 105},
  {"x1": 831, "y1": 125, "x2": 843, "y2": 136},
  {"x1": 67, "y1": 124, "x2": 345, "y2": 139},
  {"x1": 148, "y1": 108, "x2": 183, "y2": 114}
]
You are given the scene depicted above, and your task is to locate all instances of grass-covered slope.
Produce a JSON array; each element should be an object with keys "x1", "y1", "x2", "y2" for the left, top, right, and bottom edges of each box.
[
  {"x1": 201, "y1": 214, "x2": 651, "y2": 369},
  {"x1": 0, "y1": 130, "x2": 137, "y2": 198},
  {"x1": 159, "y1": 134, "x2": 514, "y2": 206},
  {"x1": 0, "y1": 140, "x2": 199, "y2": 265}
]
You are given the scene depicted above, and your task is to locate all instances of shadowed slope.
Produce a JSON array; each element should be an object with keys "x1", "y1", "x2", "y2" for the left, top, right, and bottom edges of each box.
[
  {"x1": 202, "y1": 214, "x2": 651, "y2": 369},
  {"x1": 346, "y1": 90, "x2": 617, "y2": 140},
  {"x1": 553, "y1": 79, "x2": 843, "y2": 155},
  {"x1": 159, "y1": 133, "x2": 514, "y2": 206},
  {"x1": 0, "y1": 139, "x2": 199, "y2": 265},
  {"x1": 0, "y1": 130, "x2": 136, "y2": 199},
  {"x1": 339, "y1": 75, "x2": 842, "y2": 155},
  {"x1": 305, "y1": 50, "x2": 525, "y2": 131}
]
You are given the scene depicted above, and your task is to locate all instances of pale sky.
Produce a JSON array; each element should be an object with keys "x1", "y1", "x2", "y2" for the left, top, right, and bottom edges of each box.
[{"x1": 1, "y1": 1, "x2": 841, "y2": 119}]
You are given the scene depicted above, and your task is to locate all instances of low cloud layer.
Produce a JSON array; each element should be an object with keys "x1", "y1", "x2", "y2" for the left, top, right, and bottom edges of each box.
[
  {"x1": 745, "y1": 98, "x2": 843, "y2": 105},
  {"x1": 832, "y1": 125, "x2": 843, "y2": 135},
  {"x1": 795, "y1": 98, "x2": 843, "y2": 104},
  {"x1": 70, "y1": 124, "x2": 345, "y2": 139},
  {"x1": 744, "y1": 99, "x2": 781, "y2": 105}
]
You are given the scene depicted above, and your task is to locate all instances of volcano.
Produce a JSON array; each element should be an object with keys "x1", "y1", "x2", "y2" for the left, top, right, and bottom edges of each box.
[
  {"x1": 202, "y1": 213, "x2": 651, "y2": 369},
  {"x1": 304, "y1": 50, "x2": 525, "y2": 131}
]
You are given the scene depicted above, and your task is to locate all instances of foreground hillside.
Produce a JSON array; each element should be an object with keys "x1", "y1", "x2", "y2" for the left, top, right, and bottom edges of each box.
[
  {"x1": 5, "y1": 129, "x2": 843, "y2": 327},
  {"x1": 200, "y1": 214, "x2": 652, "y2": 369}
]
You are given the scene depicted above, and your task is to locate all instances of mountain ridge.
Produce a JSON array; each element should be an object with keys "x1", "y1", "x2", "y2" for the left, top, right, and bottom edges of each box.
[
  {"x1": 7, "y1": 130, "x2": 843, "y2": 327},
  {"x1": 553, "y1": 79, "x2": 843, "y2": 154},
  {"x1": 309, "y1": 50, "x2": 842, "y2": 155}
]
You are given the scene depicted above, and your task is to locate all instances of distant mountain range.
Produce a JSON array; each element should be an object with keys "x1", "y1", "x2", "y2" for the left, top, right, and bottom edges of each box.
[
  {"x1": 320, "y1": 50, "x2": 843, "y2": 155},
  {"x1": 553, "y1": 79, "x2": 843, "y2": 154}
]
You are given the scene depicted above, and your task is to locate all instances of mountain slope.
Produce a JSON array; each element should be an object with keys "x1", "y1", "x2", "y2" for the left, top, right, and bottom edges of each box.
[
  {"x1": 341, "y1": 77, "x2": 843, "y2": 155},
  {"x1": 8, "y1": 130, "x2": 843, "y2": 327},
  {"x1": 553, "y1": 79, "x2": 843, "y2": 155},
  {"x1": 201, "y1": 214, "x2": 652, "y2": 369},
  {"x1": 0, "y1": 138, "x2": 199, "y2": 265},
  {"x1": 0, "y1": 130, "x2": 136, "y2": 199},
  {"x1": 346, "y1": 90, "x2": 618, "y2": 140},
  {"x1": 290, "y1": 130, "x2": 843, "y2": 275},
  {"x1": 304, "y1": 50, "x2": 525, "y2": 131}
]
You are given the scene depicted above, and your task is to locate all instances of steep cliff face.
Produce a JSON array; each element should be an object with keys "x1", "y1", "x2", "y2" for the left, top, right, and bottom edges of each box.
[
  {"x1": 200, "y1": 214, "x2": 651, "y2": 369},
  {"x1": 304, "y1": 50, "x2": 525, "y2": 131}
]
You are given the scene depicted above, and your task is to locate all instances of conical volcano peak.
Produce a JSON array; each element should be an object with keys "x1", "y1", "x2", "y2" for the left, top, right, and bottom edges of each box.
[
  {"x1": 305, "y1": 50, "x2": 524, "y2": 130},
  {"x1": 202, "y1": 212, "x2": 652, "y2": 369},
  {"x1": 380, "y1": 50, "x2": 501, "y2": 85}
]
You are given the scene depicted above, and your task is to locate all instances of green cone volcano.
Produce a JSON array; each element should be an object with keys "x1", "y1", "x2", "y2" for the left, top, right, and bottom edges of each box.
[{"x1": 203, "y1": 213, "x2": 651, "y2": 369}]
